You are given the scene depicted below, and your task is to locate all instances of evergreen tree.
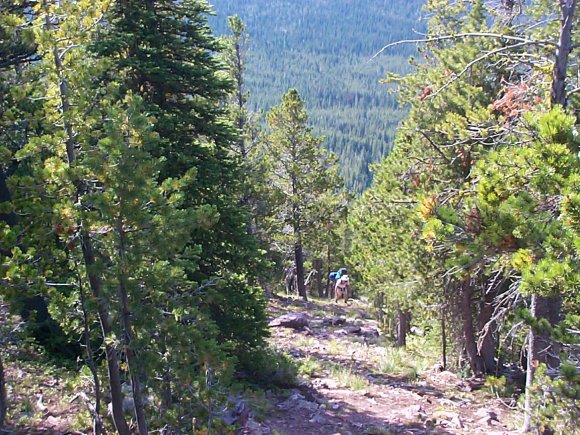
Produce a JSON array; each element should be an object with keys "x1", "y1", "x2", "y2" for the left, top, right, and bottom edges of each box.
[{"x1": 258, "y1": 89, "x2": 344, "y2": 300}]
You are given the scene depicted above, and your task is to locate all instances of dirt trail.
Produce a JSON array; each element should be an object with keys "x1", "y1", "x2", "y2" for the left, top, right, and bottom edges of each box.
[{"x1": 248, "y1": 296, "x2": 519, "y2": 435}]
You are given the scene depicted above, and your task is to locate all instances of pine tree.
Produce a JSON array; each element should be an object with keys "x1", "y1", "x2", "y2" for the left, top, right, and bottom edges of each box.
[{"x1": 258, "y1": 89, "x2": 344, "y2": 300}]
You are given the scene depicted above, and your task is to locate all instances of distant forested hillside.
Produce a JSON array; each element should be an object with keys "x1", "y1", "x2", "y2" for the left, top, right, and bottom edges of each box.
[{"x1": 209, "y1": 0, "x2": 425, "y2": 191}]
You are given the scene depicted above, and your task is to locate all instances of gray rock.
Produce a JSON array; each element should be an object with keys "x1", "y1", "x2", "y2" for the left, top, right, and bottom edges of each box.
[
  {"x1": 360, "y1": 327, "x2": 379, "y2": 337},
  {"x1": 343, "y1": 325, "x2": 361, "y2": 334},
  {"x1": 277, "y1": 393, "x2": 319, "y2": 412},
  {"x1": 309, "y1": 413, "x2": 328, "y2": 424},
  {"x1": 268, "y1": 312, "x2": 309, "y2": 329},
  {"x1": 323, "y1": 316, "x2": 346, "y2": 326}
]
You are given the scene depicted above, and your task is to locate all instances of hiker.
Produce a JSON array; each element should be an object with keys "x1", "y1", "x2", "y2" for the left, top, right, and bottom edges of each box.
[
  {"x1": 328, "y1": 267, "x2": 347, "y2": 285},
  {"x1": 334, "y1": 271, "x2": 351, "y2": 303},
  {"x1": 329, "y1": 267, "x2": 350, "y2": 302}
]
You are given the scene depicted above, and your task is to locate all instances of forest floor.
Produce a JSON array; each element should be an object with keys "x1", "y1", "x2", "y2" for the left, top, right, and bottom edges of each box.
[
  {"x1": 243, "y1": 295, "x2": 522, "y2": 435},
  {"x1": 1, "y1": 296, "x2": 524, "y2": 434}
]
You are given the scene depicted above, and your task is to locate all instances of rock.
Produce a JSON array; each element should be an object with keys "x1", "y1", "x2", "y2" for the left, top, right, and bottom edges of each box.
[
  {"x1": 475, "y1": 409, "x2": 500, "y2": 426},
  {"x1": 323, "y1": 316, "x2": 346, "y2": 325},
  {"x1": 45, "y1": 416, "x2": 60, "y2": 427},
  {"x1": 277, "y1": 393, "x2": 318, "y2": 412},
  {"x1": 268, "y1": 312, "x2": 309, "y2": 329},
  {"x1": 402, "y1": 404, "x2": 426, "y2": 420},
  {"x1": 312, "y1": 378, "x2": 338, "y2": 389},
  {"x1": 343, "y1": 325, "x2": 361, "y2": 334},
  {"x1": 410, "y1": 326, "x2": 425, "y2": 336},
  {"x1": 360, "y1": 327, "x2": 379, "y2": 337},
  {"x1": 241, "y1": 418, "x2": 269, "y2": 435},
  {"x1": 432, "y1": 370, "x2": 460, "y2": 384},
  {"x1": 222, "y1": 398, "x2": 250, "y2": 426},
  {"x1": 309, "y1": 413, "x2": 327, "y2": 424}
]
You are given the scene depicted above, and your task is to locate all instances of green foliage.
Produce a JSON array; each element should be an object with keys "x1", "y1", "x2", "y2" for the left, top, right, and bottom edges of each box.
[
  {"x1": 209, "y1": 0, "x2": 424, "y2": 191},
  {"x1": 1, "y1": 0, "x2": 270, "y2": 431},
  {"x1": 350, "y1": 0, "x2": 579, "y2": 382},
  {"x1": 254, "y1": 88, "x2": 347, "y2": 293},
  {"x1": 484, "y1": 375, "x2": 514, "y2": 398},
  {"x1": 237, "y1": 347, "x2": 298, "y2": 388},
  {"x1": 524, "y1": 363, "x2": 580, "y2": 434},
  {"x1": 330, "y1": 365, "x2": 370, "y2": 391}
]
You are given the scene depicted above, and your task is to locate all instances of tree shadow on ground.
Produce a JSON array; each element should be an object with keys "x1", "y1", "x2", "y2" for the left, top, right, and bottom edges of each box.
[{"x1": 266, "y1": 382, "x2": 455, "y2": 435}]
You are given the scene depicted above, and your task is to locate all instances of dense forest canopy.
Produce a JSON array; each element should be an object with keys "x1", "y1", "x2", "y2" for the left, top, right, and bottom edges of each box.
[{"x1": 209, "y1": 0, "x2": 425, "y2": 191}]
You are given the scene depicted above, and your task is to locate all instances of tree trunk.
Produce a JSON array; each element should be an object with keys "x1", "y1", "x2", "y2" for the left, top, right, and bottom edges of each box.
[
  {"x1": 314, "y1": 258, "x2": 323, "y2": 297},
  {"x1": 523, "y1": 315, "x2": 536, "y2": 433},
  {"x1": 441, "y1": 307, "x2": 447, "y2": 371},
  {"x1": 396, "y1": 308, "x2": 409, "y2": 347},
  {"x1": 80, "y1": 231, "x2": 130, "y2": 435},
  {"x1": 551, "y1": 0, "x2": 577, "y2": 107},
  {"x1": 294, "y1": 238, "x2": 307, "y2": 301},
  {"x1": 459, "y1": 282, "x2": 486, "y2": 375},
  {"x1": 77, "y1": 267, "x2": 103, "y2": 435},
  {"x1": 375, "y1": 291, "x2": 385, "y2": 329},
  {"x1": 523, "y1": 294, "x2": 563, "y2": 432},
  {"x1": 477, "y1": 290, "x2": 497, "y2": 374},
  {"x1": 523, "y1": 2, "x2": 575, "y2": 430},
  {"x1": 116, "y1": 211, "x2": 148, "y2": 435},
  {"x1": 160, "y1": 339, "x2": 172, "y2": 413},
  {"x1": 325, "y1": 242, "x2": 332, "y2": 298},
  {"x1": 0, "y1": 354, "x2": 6, "y2": 429}
]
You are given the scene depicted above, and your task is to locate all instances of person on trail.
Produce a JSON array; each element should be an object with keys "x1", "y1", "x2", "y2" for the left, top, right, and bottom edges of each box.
[
  {"x1": 329, "y1": 267, "x2": 347, "y2": 283},
  {"x1": 334, "y1": 268, "x2": 351, "y2": 303},
  {"x1": 328, "y1": 267, "x2": 347, "y2": 292}
]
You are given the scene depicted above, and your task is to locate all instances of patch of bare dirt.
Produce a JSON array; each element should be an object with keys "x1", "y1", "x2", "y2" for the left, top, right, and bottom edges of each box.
[{"x1": 247, "y1": 296, "x2": 519, "y2": 435}]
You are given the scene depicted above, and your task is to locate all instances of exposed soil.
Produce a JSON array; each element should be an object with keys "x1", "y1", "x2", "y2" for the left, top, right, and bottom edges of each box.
[
  {"x1": 1, "y1": 297, "x2": 522, "y2": 434},
  {"x1": 245, "y1": 295, "x2": 520, "y2": 435}
]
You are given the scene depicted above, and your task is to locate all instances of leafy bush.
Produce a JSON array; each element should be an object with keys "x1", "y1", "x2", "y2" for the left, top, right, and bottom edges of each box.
[
  {"x1": 484, "y1": 375, "x2": 514, "y2": 398},
  {"x1": 525, "y1": 363, "x2": 579, "y2": 434},
  {"x1": 237, "y1": 347, "x2": 297, "y2": 388}
]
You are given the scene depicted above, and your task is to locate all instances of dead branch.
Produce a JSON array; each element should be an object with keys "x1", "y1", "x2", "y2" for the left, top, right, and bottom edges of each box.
[
  {"x1": 429, "y1": 42, "x2": 530, "y2": 99},
  {"x1": 370, "y1": 32, "x2": 558, "y2": 62}
]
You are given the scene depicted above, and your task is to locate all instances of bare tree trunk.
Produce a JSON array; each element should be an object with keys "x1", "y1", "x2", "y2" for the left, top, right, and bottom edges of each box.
[
  {"x1": 294, "y1": 238, "x2": 307, "y2": 301},
  {"x1": 477, "y1": 290, "x2": 497, "y2": 374},
  {"x1": 325, "y1": 243, "x2": 332, "y2": 298},
  {"x1": 76, "y1": 263, "x2": 103, "y2": 434},
  {"x1": 459, "y1": 282, "x2": 485, "y2": 375},
  {"x1": 116, "y1": 210, "x2": 148, "y2": 435},
  {"x1": 522, "y1": 294, "x2": 562, "y2": 432},
  {"x1": 551, "y1": 0, "x2": 577, "y2": 107},
  {"x1": 523, "y1": 315, "x2": 536, "y2": 433},
  {"x1": 160, "y1": 338, "x2": 172, "y2": 413},
  {"x1": 80, "y1": 232, "x2": 130, "y2": 435},
  {"x1": 375, "y1": 291, "x2": 385, "y2": 329},
  {"x1": 441, "y1": 306, "x2": 447, "y2": 371},
  {"x1": 396, "y1": 308, "x2": 409, "y2": 347},
  {"x1": 314, "y1": 258, "x2": 323, "y2": 297},
  {"x1": 0, "y1": 354, "x2": 6, "y2": 429}
]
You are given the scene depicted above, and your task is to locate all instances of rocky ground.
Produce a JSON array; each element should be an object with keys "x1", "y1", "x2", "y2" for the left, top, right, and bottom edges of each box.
[
  {"x1": 241, "y1": 295, "x2": 521, "y2": 435},
  {"x1": 0, "y1": 296, "x2": 522, "y2": 434}
]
